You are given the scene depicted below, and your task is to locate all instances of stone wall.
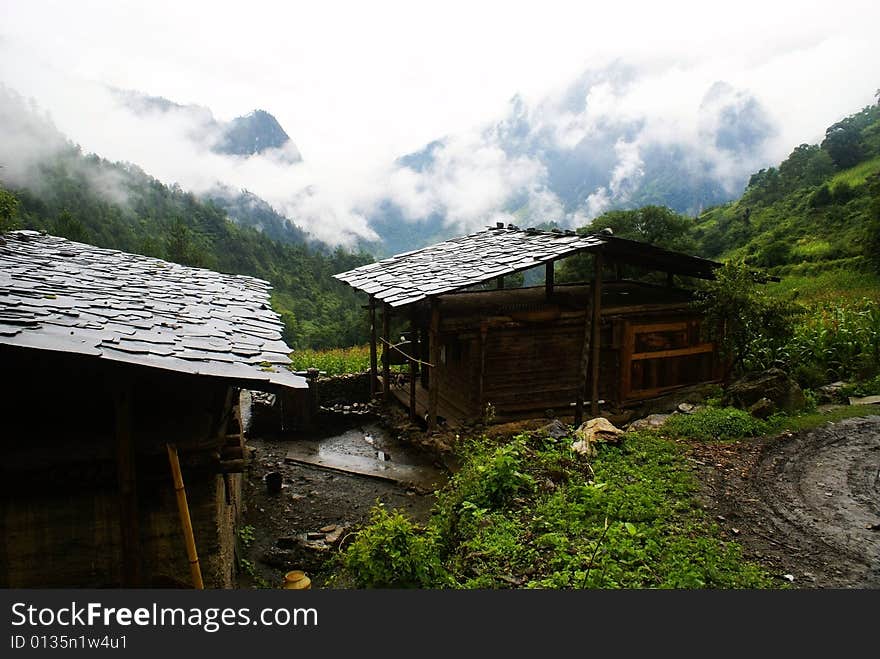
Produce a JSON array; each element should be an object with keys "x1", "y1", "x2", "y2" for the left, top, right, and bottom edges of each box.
[{"x1": 314, "y1": 372, "x2": 372, "y2": 405}]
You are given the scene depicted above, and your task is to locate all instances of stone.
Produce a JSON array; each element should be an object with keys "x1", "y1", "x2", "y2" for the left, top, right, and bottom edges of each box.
[
  {"x1": 748, "y1": 397, "x2": 776, "y2": 419},
  {"x1": 571, "y1": 417, "x2": 624, "y2": 457},
  {"x1": 537, "y1": 419, "x2": 570, "y2": 439},
  {"x1": 320, "y1": 524, "x2": 338, "y2": 533},
  {"x1": 722, "y1": 368, "x2": 806, "y2": 414},
  {"x1": 627, "y1": 413, "x2": 671, "y2": 431},
  {"x1": 324, "y1": 527, "x2": 345, "y2": 544},
  {"x1": 816, "y1": 381, "x2": 848, "y2": 403},
  {"x1": 849, "y1": 394, "x2": 880, "y2": 406},
  {"x1": 677, "y1": 402, "x2": 702, "y2": 415}
]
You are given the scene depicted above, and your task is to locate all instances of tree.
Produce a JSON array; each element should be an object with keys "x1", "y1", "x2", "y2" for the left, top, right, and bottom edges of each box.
[
  {"x1": 165, "y1": 218, "x2": 207, "y2": 267},
  {"x1": 0, "y1": 187, "x2": 20, "y2": 232},
  {"x1": 53, "y1": 210, "x2": 91, "y2": 243},
  {"x1": 693, "y1": 261, "x2": 802, "y2": 379}
]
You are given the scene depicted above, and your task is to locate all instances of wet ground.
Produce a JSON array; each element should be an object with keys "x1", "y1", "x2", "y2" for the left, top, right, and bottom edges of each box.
[
  {"x1": 690, "y1": 415, "x2": 880, "y2": 588},
  {"x1": 237, "y1": 399, "x2": 444, "y2": 589}
]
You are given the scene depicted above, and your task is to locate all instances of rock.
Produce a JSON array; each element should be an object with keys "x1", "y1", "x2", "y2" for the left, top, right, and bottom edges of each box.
[
  {"x1": 324, "y1": 526, "x2": 345, "y2": 544},
  {"x1": 571, "y1": 418, "x2": 624, "y2": 456},
  {"x1": 816, "y1": 381, "x2": 848, "y2": 403},
  {"x1": 320, "y1": 524, "x2": 338, "y2": 533},
  {"x1": 849, "y1": 394, "x2": 880, "y2": 406},
  {"x1": 537, "y1": 419, "x2": 570, "y2": 439},
  {"x1": 722, "y1": 368, "x2": 806, "y2": 414},
  {"x1": 748, "y1": 397, "x2": 776, "y2": 419},
  {"x1": 677, "y1": 403, "x2": 701, "y2": 415},
  {"x1": 306, "y1": 531, "x2": 325, "y2": 541},
  {"x1": 626, "y1": 413, "x2": 671, "y2": 431},
  {"x1": 277, "y1": 536, "x2": 298, "y2": 550}
]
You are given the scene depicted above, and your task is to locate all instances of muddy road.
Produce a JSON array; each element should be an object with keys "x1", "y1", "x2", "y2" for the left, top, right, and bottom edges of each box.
[{"x1": 692, "y1": 415, "x2": 880, "y2": 588}]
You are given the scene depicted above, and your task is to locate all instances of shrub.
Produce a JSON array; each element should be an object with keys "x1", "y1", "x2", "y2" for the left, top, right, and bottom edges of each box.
[
  {"x1": 341, "y1": 505, "x2": 447, "y2": 588},
  {"x1": 662, "y1": 407, "x2": 767, "y2": 441}
]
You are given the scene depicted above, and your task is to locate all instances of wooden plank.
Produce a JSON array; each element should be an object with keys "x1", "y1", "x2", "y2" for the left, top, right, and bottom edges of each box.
[
  {"x1": 285, "y1": 444, "x2": 446, "y2": 491},
  {"x1": 114, "y1": 383, "x2": 140, "y2": 587},
  {"x1": 574, "y1": 270, "x2": 594, "y2": 425},
  {"x1": 630, "y1": 343, "x2": 715, "y2": 361},
  {"x1": 478, "y1": 323, "x2": 487, "y2": 410},
  {"x1": 369, "y1": 296, "x2": 378, "y2": 397},
  {"x1": 590, "y1": 253, "x2": 603, "y2": 417},
  {"x1": 545, "y1": 261, "x2": 554, "y2": 298},
  {"x1": 428, "y1": 300, "x2": 440, "y2": 431},
  {"x1": 382, "y1": 303, "x2": 391, "y2": 400}
]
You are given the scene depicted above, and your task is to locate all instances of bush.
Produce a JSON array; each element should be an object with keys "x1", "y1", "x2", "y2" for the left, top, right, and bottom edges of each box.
[
  {"x1": 341, "y1": 505, "x2": 447, "y2": 588},
  {"x1": 662, "y1": 407, "x2": 768, "y2": 441}
]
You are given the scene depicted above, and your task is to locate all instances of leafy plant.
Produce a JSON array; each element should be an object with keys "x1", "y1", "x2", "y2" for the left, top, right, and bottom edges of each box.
[
  {"x1": 661, "y1": 407, "x2": 767, "y2": 441},
  {"x1": 237, "y1": 524, "x2": 256, "y2": 548},
  {"x1": 341, "y1": 504, "x2": 448, "y2": 588}
]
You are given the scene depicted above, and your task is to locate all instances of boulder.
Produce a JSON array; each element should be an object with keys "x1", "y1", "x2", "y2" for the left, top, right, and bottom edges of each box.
[
  {"x1": 627, "y1": 413, "x2": 671, "y2": 431},
  {"x1": 571, "y1": 418, "x2": 624, "y2": 457},
  {"x1": 722, "y1": 368, "x2": 806, "y2": 414}
]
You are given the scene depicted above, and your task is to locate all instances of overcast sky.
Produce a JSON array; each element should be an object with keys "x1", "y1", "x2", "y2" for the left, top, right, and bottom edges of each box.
[{"x1": 1, "y1": 0, "x2": 878, "y2": 243}]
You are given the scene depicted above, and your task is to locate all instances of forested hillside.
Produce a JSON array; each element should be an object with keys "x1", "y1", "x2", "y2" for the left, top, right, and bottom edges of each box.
[
  {"x1": 691, "y1": 101, "x2": 880, "y2": 301},
  {"x1": 0, "y1": 149, "x2": 371, "y2": 349}
]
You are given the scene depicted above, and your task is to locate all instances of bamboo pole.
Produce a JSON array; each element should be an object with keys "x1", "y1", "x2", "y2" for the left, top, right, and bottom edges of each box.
[{"x1": 166, "y1": 443, "x2": 204, "y2": 590}]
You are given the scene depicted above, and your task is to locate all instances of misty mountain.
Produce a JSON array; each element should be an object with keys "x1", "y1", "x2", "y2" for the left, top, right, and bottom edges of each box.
[
  {"x1": 206, "y1": 183, "x2": 309, "y2": 245},
  {"x1": 113, "y1": 88, "x2": 302, "y2": 162},
  {"x1": 364, "y1": 64, "x2": 778, "y2": 254}
]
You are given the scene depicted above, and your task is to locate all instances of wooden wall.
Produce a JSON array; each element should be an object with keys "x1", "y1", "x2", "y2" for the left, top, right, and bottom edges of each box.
[{"x1": 0, "y1": 347, "x2": 243, "y2": 588}]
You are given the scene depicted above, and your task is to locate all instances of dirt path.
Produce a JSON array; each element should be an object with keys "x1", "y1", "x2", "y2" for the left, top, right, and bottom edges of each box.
[
  {"x1": 238, "y1": 415, "x2": 440, "y2": 589},
  {"x1": 690, "y1": 415, "x2": 880, "y2": 588}
]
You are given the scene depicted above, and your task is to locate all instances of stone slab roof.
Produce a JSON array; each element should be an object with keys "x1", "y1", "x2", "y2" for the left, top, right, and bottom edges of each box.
[
  {"x1": 334, "y1": 226, "x2": 605, "y2": 307},
  {"x1": 0, "y1": 231, "x2": 306, "y2": 390},
  {"x1": 334, "y1": 225, "x2": 721, "y2": 307}
]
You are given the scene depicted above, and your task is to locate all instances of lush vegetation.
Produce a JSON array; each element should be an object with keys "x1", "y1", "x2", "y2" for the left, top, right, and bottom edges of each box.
[
  {"x1": 340, "y1": 431, "x2": 775, "y2": 589},
  {"x1": 289, "y1": 345, "x2": 373, "y2": 375},
  {"x1": 691, "y1": 103, "x2": 880, "y2": 285}
]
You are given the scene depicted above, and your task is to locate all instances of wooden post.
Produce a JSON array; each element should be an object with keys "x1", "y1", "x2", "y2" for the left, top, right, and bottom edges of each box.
[
  {"x1": 419, "y1": 323, "x2": 429, "y2": 389},
  {"x1": 574, "y1": 282, "x2": 592, "y2": 427},
  {"x1": 409, "y1": 308, "x2": 417, "y2": 422},
  {"x1": 545, "y1": 261, "x2": 554, "y2": 299},
  {"x1": 382, "y1": 303, "x2": 391, "y2": 399},
  {"x1": 496, "y1": 276, "x2": 504, "y2": 289},
  {"x1": 478, "y1": 322, "x2": 488, "y2": 411},
  {"x1": 428, "y1": 299, "x2": 440, "y2": 431},
  {"x1": 369, "y1": 296, "x2": 378, "y2": 397},
  {"x1": 114, "y1": 383, "x2": 140, "y2": 587},
  {"x1": 166, "y1": 444, "x2": 204, "y2": 590},
  {"x1": 589, "y1": 253, "x2": 604, "y2": 417}
]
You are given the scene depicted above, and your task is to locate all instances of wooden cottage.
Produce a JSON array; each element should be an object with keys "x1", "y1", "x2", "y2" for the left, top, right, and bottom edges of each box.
[
  {"x1": 0, "y1": 231, "x2": 309, "y2": 587},
  {"x1": 334, "y1": 224, "x2": 724, "y2": 428}
]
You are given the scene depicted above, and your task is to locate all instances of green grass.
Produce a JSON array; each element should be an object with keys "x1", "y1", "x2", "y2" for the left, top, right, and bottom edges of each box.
[
  {"x1": 829, "y1": 156, "x2": 880, "y2": 188},
  {"x1": 765, "y1": 404, "x2": 880, "y2": 434},
  {"x1": 765, "y1": 265, "x2": 880, "y2": 305},
  {"x1": 661, "y1": 407, "x2": 768, "y2": 441},
  {"x1": 340, "y1": 431, "x2": 776, "y2": 589}
]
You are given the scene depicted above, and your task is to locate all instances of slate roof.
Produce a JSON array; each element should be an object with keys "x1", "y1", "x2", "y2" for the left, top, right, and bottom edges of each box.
[
  {"x1": 334, "y1": 226, "x2": 605, "y2": 307},
  {"x1": 334, "y1": 225, "x2": 721, "y2": 307},
  {"x1": 0, "y1": 231, "x2": 306, "y2": 390}
]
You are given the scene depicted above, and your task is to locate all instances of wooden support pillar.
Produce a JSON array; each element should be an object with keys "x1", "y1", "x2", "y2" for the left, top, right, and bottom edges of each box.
[
  {"x1": 419, "y1": 322, "x2": 429, "y2": 389},
  {"x1": 574, "y1": 289, "x2": 591, "y2": 427},
  {"x1": 666, "y1": 271, "x2": 675, "y2": 287},
  {"x1": 496, "y1": 276, "x2": 505, "y2": 290},
  {"x1": 589, "y1": 253, "x2": 604, "y2": 417},
  {"x1": 114, "y1": 384, "x2": 140, "y2": 587},
  {"x1": 382, "y1": 303, "x2": 391, "y2": 399},
  {"x1": 166, "y1": 443, "x2": 204, "y2": 590},
  {"x1": 409, "y1": 308, "x2": 418, "y2": 422},
  {"x1": 369, "y1": 295, "x2": 378, "y2": 397},
  {"x1": 428, "y1": 299, "x2": 440, "y2": 431},
  {"x1": 478, "y1": 322, "x2": 488, "y2": 411},
  {"x1": 545, "y1": 261, "x2": 555, "y2": 299}
]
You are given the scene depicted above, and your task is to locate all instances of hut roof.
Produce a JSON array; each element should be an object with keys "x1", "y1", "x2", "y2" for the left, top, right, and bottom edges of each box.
[
  {"x1": 0, "y1": 230, "x2": 306, "y2": 390},
  {"x1": 334, "y1": 225, "x2": 721, "y2": 307}
]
